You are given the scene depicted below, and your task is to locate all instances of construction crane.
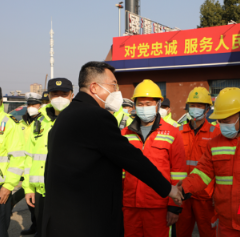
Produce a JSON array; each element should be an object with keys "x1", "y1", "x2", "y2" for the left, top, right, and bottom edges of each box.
[{"x1": 44, "y1": 74, "x2": 48, "y2": 91}]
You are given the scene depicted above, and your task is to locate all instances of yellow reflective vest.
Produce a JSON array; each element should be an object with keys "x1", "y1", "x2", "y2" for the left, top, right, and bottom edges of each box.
[
  {"x1": 114, "y1": 106, "x2": 133, "y2": 130},
  {"x1": 22, "y1": 104, "x2": 56, "y2": 196},
  {"x1": 0, "y1": 104, "x2": 25, "y2": 191},
  {"x1": 163, "y1": 113, "x2": 180, "y2": 127},
  {"x1": 20, "y1": 113, "x2": 41, "y2": 143}
]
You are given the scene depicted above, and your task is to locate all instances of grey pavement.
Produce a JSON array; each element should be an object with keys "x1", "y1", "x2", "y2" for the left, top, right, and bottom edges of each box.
[
  {"x1": 9, "y1": 205, "x2": 200, "y2": 237},
  {"x1": 9, "y1": 199, "x2": 34, "y2": 237},
  {"x1": 8, "y1": 184, "x2": 34, "y2": 237},
  {"x1": 8, "y1": 186, "x2": 199, "y2": 237}
]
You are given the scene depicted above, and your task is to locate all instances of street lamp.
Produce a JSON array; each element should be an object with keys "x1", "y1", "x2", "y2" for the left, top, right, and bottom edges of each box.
[{"x1": 115, "y1": 2, "x2": 124, "y2": 37}]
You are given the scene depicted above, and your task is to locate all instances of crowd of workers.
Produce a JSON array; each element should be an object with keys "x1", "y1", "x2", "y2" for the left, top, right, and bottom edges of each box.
[{"x1": 0, "y1": 61, "x2": 240, "y2": 237}]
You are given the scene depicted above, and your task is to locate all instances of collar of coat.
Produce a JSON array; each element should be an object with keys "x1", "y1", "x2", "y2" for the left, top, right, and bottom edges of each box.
[
  {"x1": 22, "y1": 112, "x2": 41, "y2": 125},
  {"x1": 128, "y1": 113, "x2": 162, "y2": 142},
  {"x1": 184, "y1": 119, "x2": 210, "y2": 133},
  {"x1": 74, "y1": 91, "x2": 100, "y2": 107},
  {"x1": 39, "y1": 104, "x2": 57, "y2": 122}
]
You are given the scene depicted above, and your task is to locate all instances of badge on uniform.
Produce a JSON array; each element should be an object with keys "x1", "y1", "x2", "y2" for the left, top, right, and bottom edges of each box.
[
  {"x1": 0, "y1": 122, "x2": 6, "y2": 135},
  {"x1": 10, "y1": 116, "x2": 19, "y2": 123}
]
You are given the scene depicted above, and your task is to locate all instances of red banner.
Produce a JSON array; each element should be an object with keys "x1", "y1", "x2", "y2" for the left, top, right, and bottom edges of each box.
[{"x1": 112, "y1": 24, "x2": 240, "y2": 61}]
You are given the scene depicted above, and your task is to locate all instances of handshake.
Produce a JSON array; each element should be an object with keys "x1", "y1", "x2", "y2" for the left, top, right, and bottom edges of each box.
[{"x1": 168, "y1": 180, "x2": 183, "y2": 206}]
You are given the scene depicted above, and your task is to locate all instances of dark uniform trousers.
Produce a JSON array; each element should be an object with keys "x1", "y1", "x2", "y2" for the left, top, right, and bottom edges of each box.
[
  {"x1": 11, "y1": 187, "x2": 37, "y2": 231},
  {"x1": 0, "y1": 185, "x2": 12, "y2": 237},
  {"x1": 35, "y1": 192, "x2": 45, "y2": 237}
]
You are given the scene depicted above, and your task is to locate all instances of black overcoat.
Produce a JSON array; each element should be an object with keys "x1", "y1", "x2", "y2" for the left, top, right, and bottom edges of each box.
[{"x1": 42, "y1": 91, "x2": 171, "y2": 237}]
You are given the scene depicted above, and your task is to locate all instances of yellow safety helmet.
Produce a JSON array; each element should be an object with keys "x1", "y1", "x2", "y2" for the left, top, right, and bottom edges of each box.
[
  {"x1": 209, "y1": 87, "x2": 240, "y2": 119},
  {"x1": 186, "y1": 87, "x2": 212, "y2": 105},
  {"x1": 132, "y1": 79, "x2": 164, "y2": 101}
]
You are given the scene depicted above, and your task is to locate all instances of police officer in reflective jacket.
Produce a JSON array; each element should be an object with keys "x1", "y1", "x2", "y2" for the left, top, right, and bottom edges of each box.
[
  {"x1": 18, "y1": 92, "x2": 42, "y2": 236},
  {"x1": 22, "y1": 79, "x2": 74, "y2": 236},
  {"x1": 0, "y1": 87, "x2": 25, "y2": 237},
  {"x1": 114, "y1": 98, "x2": 133, "y2": 130}
]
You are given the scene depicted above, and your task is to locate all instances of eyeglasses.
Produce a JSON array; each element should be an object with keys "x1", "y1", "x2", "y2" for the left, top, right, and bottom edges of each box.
[{"x1": 97, "y1": 82, "x2": 119, "y2": 91}]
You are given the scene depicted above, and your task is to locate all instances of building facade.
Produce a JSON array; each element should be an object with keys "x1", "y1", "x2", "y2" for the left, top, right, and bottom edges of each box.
[
  {"x1": 106, "y1": 24, "x2": 240, "y2": 121},
  {"x1": 30, "y1": 83, "x2": 43, "y2": 95}
]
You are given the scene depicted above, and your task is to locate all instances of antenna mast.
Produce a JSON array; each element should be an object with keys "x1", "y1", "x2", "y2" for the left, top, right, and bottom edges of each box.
[{"x1": 50, "y1": 18, "x2": 54, "y2": 79}]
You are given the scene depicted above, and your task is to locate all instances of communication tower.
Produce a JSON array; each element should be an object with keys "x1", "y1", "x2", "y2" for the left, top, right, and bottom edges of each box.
[{"x1": 50, "y1": 19, "x2": 54, "y2": 79}]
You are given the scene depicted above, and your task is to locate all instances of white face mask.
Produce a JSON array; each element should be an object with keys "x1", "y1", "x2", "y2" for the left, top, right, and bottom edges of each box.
[
  {"x1": 27, "y1": 107, "x2": 39, "y2": 117},
  {"x1": 159, "y1": 108, "x2": 168, "y2": 118},
  {"x1": 51, "y1": 97, "x2": 70, "y2": 111},
  {"x1": 95, "y1": 83, "x2": 123, "y2": 112}
]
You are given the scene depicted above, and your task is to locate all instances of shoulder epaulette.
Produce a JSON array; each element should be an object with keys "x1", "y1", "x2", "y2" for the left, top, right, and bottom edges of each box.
[
  {"x1": 210, "y1": 125, "x2": 215, "y2": 133},
  {"x1": 9, "y1": 116, "x2": 19, "y2": 123},
  {"x1": 179, "y1": 125, "x2": 184, "y2": 131}
]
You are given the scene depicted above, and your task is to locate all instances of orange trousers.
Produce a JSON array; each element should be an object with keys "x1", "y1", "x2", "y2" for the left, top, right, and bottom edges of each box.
[
  {"x1": 123, "y1": 207, "x2": 173, "y2": 237},
  {"x1": 176, "y1": 198, "x2": 216, "y2": 237},
  {"x1": 217, "y1": 221, "x2": 240, "y2": 237}
]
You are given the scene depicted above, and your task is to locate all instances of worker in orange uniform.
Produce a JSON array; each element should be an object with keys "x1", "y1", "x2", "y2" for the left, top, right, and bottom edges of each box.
[
  {"x1": 178, "y1": 87, "x2": 240, "y2": 237},
  {"x1": 121, "y1": 79, "x2": 187, "y2": 237},
  {"x1": 176, "y1": 87, "x2": 221, "y2": 237}
]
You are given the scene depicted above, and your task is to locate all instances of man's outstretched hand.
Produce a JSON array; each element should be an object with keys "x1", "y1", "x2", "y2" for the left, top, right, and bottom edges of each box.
[{"x1": 168, "y1": 182, "x2": 184, "y2": 206}]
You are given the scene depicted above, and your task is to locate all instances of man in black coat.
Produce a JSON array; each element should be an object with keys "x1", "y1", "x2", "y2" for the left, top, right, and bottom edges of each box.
[{"x1": 42, "y1": 62, "x2": 183, "y2": 237}]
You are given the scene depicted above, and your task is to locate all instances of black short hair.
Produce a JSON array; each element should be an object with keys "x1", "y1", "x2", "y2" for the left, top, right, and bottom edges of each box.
[{"x1": 78, "y1": 61, "x2": 115, "y2": 88}]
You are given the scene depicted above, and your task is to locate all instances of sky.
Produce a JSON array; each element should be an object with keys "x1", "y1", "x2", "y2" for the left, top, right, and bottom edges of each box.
[{"x1": 0, "y1": 0, "x2": 224, "y2": 95}]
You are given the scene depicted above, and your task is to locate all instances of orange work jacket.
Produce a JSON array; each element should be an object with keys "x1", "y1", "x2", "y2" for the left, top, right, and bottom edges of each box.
[
  {"x1": 179, "y1": 119, "x2": 221, "y2": 200},
  {"x1": 121, "y1": 116, "x2": 187, "y2": 209},
  {"x1": 182, "y1": 134, "x2": 240, "y2": 231}
]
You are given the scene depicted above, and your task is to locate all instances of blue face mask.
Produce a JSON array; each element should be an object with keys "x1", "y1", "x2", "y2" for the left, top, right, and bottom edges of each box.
[
  {"x1": 136, "y1": 105, "x2": 157, "y2": 123},
  {"x1": 123, "y1": 108, "x2": 129, "y2": 114},
  {"x1": 189, "y1": 107, "x2": 205, "y2": 120},
  {"x1": 219, "y1": 118, "x2": 239, "y2": 139}
]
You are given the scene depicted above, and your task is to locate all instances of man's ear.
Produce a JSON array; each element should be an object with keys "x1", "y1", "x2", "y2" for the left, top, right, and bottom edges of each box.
[
  {"x1": 168, "y1": 108, "x2": 171, "y2": 114},
  {"x1": 89, "y1": 82, "x2": 98, "y2": 95}
]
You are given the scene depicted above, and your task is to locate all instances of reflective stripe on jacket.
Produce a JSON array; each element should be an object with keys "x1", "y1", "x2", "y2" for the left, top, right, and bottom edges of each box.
[
  {"x1": 0, "y1": 104, "x2": 25, "y2": 191},
  {"x1": 179, "y1": 119, "x2": 221, "y2": 200},
  {"x1": 121, "y1": 117, "x2": 186, "y2": 208},
  {"x1": 182, "y1": 133, "x2": 240, "y2": 231},
  {"x1": 22, "y1": 104, "x2": 55, "y2": 196},
  {"x1": 163, "y1": 113, "x2": 180, "y2": 127}
]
